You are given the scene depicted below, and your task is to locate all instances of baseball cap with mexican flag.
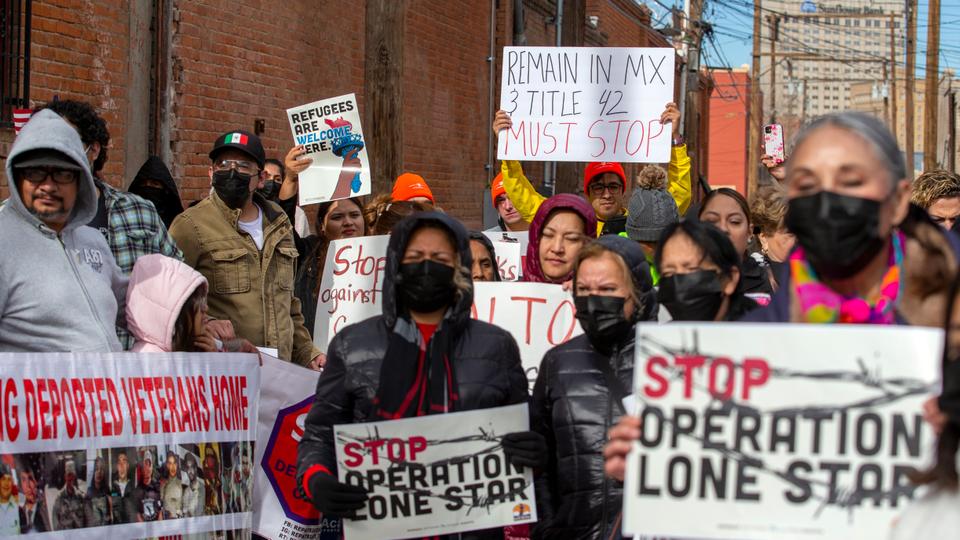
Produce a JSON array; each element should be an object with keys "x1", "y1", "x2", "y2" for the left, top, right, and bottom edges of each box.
[{"x1": 209, "y1": 129, "x2": 265, "y2": 169}]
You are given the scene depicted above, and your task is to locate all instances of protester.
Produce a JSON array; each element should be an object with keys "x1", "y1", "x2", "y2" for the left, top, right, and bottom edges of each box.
[
  {"x1": 296, "y1": 212, "x2": 533, "y2": 534},
  {"x1": 128, "y1": 155, "x2": 184, "y2": 229},
  {"x1": 391, "y1": 172, "x2": 435, "y2": 205},
  {"x1": 531, "y1": 235, "x2": 654, "y2": 539},
  {"x1": 743, "y1": 112, "x2": 959, "y2": 325},
  {"x1": 272, "y1": 148, "x2": 319, "y2": 238},
  {"x1": 911, "y1": 169, "x2": 960, "y2": 230},
  {"x1": 0, "y1": 109, "x2": 126, "y2": 352},
  {"x1": 365, "y1": 194, "x2": 431, "y2": 235},
  {"x1": 291, "y1": 197, "x2": 369, "y2": 336},
  {"x1": 468, "y1": 231, "x2": 500, "y2": 281},
  {"x1": 698, "y1": 187, "x2": 773, "y2": 302},
  {"x1": 168, "y1": 130, "x2": 323, "y2": 368},
  {"x1": 126, "y1": 254, "x2": 258, "y2": 353},
  {"x1": 488, "y1": 173, "x2": 529, "y2": 232},
  {"x1": 625, "y1": 164, "x2": 680, "y2": 285},
  {"x1": 655, "y1": 220, "x2": 758, "y2": 321},
  {"x1": 0, "y1": 464, "x2": 18, "y2": 534},
  {"x1": 750, "y1": 182, "x2": 795, "y2": 289},
  {"x1": 492, "y1": 102, "x2": 691, "y2": 236},
  {"x1": 524, "y1": 194, "x2": 597, "y2": 284},
  {"x1": 39, "y1": 100, "x2": 182, "y2": 274},
  {"x1": 890, "y1": 272, "x2": 960, "y2": 538}
]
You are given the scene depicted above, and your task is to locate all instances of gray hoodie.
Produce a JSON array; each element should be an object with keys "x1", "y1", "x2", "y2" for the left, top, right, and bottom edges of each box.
[{"x1": 0, "y1": 109, "x2": 125, "y2": 352}]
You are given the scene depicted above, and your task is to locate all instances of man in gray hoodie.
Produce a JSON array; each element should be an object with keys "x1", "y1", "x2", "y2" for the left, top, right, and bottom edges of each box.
[{"x1": 0, "y1": 109, "x2": 126, "y2": 352}]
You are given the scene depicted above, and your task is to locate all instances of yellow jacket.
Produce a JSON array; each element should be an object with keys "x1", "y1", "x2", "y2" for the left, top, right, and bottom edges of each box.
[{"x1": 500, "y1": 145, "x2": 692, "y2": 237}]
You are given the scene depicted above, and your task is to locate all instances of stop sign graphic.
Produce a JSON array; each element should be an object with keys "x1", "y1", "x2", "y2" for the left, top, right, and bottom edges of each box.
[{"x1": 261, "y1": 396, "x2": 321, "y2": 524}]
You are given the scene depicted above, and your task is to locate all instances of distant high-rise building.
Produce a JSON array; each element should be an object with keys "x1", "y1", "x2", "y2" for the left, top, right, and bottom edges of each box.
[{"x1": 759, "y1": 0, "x2": 905, "y2": 130}]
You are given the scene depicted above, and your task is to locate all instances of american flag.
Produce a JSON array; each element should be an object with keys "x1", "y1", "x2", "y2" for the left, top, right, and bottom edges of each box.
[{"x1": 13, "y1": 108, "x2": 31, "y2": 134}]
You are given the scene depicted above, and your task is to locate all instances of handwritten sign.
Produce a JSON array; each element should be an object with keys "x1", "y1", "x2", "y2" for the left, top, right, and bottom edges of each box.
[
  {"x1": 497, "y1": 46, "x2": 675, "y2": 163},
  {"x1": 287, "y1": 93, "x2": 371, "y2": 205},
  {"x1": 483, "y1": 231, "x2": 528, "y2": 281},
  {"x1": 334, "y1": 404, "x2": 537, "y2": 540},
  {"x1": 312, "y1": 236, "x2": 582, "y2": 388},
  {"x1": 623, "y1": 324, "x2": 941, "y2": 540}
]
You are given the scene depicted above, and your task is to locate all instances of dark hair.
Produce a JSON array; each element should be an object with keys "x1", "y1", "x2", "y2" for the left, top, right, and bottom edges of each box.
[
  {"x1": 306, "y1": 197, "x2": 368, "y2": 296},
  {"x1": 366, "y1": 194, "x2": 430, "y2": 236},
  {"x1": 171, "y1": 286, "x2": 207, "y2": 352},
  {"x1": 700, "y1": 188, "x2": 752, "y2": 228},
  {"x1": 910, "y1": 269, "x2": 960, "y2": 489},
  {"x1": 264, "y1": 158, "x2": 285, "y2": 178},
  {"x1": 37, "y1": 100, "x2": 110, "y2": 173},
  {"x1": 654, "y1": 219, "x2": 756, "y2": 320}
]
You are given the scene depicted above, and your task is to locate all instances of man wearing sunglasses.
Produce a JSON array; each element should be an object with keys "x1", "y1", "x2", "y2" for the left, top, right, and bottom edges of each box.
[
  {"x1": 0, "y1": 109, "x2": 126, "y2": 352},
  {"x1": 169, "y1": 130, "x2": 323, "y2": 369}
]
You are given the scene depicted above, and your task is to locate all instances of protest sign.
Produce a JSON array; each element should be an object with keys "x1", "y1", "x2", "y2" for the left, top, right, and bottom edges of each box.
[
  {"x1": 287, "y1": 93, "x2": 371, "y2": 205},
  {"x1": 623, "y1": 323, "x2": 942, "y2": 540},
  {"x1": 497, "y1": 46, "x2": 675, "y2": 163},
  {"x1": 312, "y1": 235, "x2": 582, "y2": 387},
  {"x1": 254, "y1": 355, "x2": 341, "y2": 540},
  {"x1": 483, "y1": 231, "x2": 528, "y2": 281},
  {"x1": 334, "y1": 404, "x2": 536, "y2": 540},
  {"x1": 0, "y1": 352, "x2": 259, "y2": 538}
]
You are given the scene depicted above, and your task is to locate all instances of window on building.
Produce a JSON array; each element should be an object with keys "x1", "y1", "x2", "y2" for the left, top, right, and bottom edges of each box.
[{"x1": 0, "y1": 0, "x2": 31, "y2": 128}]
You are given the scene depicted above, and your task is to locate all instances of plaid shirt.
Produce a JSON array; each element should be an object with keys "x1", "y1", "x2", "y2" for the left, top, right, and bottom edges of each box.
[{"x1": 96, "y1": 179, "x2": 182, "y2": 273}]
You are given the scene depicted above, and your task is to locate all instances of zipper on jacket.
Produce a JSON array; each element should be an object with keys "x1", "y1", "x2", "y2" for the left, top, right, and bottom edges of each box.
[{"x1": 59, "y1": 234, "x2": 115, "y2": 350}]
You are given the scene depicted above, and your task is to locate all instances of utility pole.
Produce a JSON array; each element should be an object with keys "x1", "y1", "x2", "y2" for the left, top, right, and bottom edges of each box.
[
  {"x1": 905, "y1": 0, "x2": 917, "y2": 178},
  {"x1": 769, "y1": 14, "x2": 779, "y2": 123},
  {"x1": 889, "y1": 14, "x2": 899, "y2": 142},
  {"x1": 748, "y1": 0, "x2": 762, "y2": 196},
  {"x1": 924, "y1": 0, "x2": 940, "y2": 170},
  {"x1": 882, "y1": 61, "x2": 890, "y2": 126}
]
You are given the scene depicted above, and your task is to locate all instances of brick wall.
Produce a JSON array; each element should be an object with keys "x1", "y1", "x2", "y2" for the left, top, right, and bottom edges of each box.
[{"x1": 1, "y1": 0, "x2": 699, "y2": 228}]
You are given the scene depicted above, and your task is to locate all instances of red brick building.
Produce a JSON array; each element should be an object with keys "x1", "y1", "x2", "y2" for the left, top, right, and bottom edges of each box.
[
  {"x1": 0, "y1": 0, "x2": 706, "y2": 227},
  {"x1": 706, "y1": 68, "x2": 751, "y2": 195}
]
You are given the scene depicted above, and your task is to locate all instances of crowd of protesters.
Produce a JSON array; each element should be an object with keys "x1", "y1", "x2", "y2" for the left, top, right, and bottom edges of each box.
[{"x1": 1, "y1": 97, "x2": 959, "y2": 538}]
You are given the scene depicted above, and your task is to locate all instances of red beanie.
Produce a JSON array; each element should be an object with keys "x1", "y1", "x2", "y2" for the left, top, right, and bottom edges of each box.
[
  {"x1": 583, "y1": 162, "x2": 626, "y2": 195},
  {"x1": 392, "y1": 173, "x2": 435, "y2": 203}
]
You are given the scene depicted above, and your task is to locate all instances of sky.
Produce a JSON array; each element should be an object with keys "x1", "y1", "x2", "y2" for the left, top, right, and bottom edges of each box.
[{"x1": 642, "y1": 0, "x2": 960, "y2": 78}]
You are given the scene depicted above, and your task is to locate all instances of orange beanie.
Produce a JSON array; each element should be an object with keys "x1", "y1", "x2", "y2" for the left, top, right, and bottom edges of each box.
[
  {"x1": 392, "y1": 173, "x2": 435, "y2": 203},
  {"x1": 490, "y1": 173, "x2": 506, "y2": 206}
]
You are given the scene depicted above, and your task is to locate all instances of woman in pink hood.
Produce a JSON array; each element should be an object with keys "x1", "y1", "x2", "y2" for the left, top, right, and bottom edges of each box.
[{"x1": 126, "y1": 254, "x2": 254, "y2": 352}]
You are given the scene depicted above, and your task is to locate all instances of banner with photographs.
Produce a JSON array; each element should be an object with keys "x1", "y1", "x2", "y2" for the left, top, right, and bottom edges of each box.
[{"x1": 0, "y1": 352, "x2": 260, "y2": 538}]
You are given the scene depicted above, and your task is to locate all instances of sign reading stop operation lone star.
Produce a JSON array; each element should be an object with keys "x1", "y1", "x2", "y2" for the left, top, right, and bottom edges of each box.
[
  {"x1": 623, "y1": 323, "x2": 942, "y2": 540},
  {"x1": 334, "y1": 404, "x2": 537, "y2": 540},
  {"x1": 497, "y1": 46, "x2": 676, "y2": 163}
]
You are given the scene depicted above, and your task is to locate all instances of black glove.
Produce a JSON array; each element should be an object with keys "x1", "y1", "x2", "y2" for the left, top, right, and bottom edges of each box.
[
  {"x1": 501, "y1": 430, "x2": 548, "y2": 469},
  {"x1": 307, "y1": 471, "x2": 369, "y2": 517}
]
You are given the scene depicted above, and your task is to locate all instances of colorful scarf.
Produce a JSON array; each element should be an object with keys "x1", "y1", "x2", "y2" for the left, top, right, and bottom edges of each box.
[{"x1": 790, "y1": 231, "x2": 904, "y2": 324}]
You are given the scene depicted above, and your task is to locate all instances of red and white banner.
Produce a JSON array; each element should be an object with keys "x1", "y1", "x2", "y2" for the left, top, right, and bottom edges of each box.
[{"x1": 0, "y1": 352, "x2": 259, "y2": 538}]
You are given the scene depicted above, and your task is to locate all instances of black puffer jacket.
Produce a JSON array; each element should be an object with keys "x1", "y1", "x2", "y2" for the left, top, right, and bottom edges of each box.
[
  {"x1": 296, "y1": 212, "x2": 528, "y2": 539},
  {"x1": 531, "y1": 236, "x2": 649, "y2": 540}
]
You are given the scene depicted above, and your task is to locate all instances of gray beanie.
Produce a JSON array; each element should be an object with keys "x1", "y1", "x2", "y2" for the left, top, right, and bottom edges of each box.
[{"x1": 625, "y1": 165, "x2": 678, "y2": 242}]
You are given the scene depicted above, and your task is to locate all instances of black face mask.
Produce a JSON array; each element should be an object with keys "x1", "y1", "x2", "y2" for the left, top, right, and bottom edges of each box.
[
  {"x1": 574, "y1": 295, "x2": 634, "y2": 349},
  {"x1": 256, "y1": 180, "x2": 280, "y2": 201},
  {"x1": 212, "y1": 169, "x2": 253, "y2": 209},
  {"x1": 398, "y1": 260, "x2": 456, "y2": 313},
  {"x1": 658, "y1": 270, "x2": 725, "y2": 321},
  {"x1": 785, "y1": 191, "x2": 886, "y2": 280}
]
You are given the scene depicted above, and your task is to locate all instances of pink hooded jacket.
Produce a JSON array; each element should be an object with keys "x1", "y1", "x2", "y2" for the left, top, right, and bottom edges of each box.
[{"x1": 126, "y1": 254, "x2": 208, "y2": 352}]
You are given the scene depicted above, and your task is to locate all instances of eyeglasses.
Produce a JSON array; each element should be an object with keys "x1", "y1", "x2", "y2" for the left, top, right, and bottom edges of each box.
[
  {"x1": 19, "y1": 167, "x2": 78, "y2": 185},
  {"x1": 214, "y1": 159, "x2": 259, "y2": 175},
  {"x1": 588, "y1": 182, "x2": 622, "y2": 196}
]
